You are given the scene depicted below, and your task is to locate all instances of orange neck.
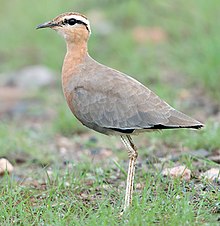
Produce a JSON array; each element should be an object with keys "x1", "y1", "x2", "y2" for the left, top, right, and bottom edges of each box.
[
  {"x1": 61, "y1": 40, "x2": 88, "y2": 113},
  {"x1": 61, "y1": 27, "x2": 89, "y2": 79},
  {"x1": 62, "y1": 38, "x2": 88, "y2": 86}
]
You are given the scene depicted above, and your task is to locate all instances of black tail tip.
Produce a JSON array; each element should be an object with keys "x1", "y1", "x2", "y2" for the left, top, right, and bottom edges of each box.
[{"x1": 193, "y1": 124, "x2": 204, "y2": 129}]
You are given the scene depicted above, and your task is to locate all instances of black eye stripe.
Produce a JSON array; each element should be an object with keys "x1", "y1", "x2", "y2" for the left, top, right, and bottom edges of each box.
[{"x1": 63, "y1": 18, "x2": 89, "y2": 31}]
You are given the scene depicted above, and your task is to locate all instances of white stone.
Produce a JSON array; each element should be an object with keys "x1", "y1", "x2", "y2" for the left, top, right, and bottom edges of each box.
[
  {"x1": 162, "y1": 165, "x2": 191, "y2": 181},
  {"x1": 0, "y1": 158, "x2": 14, "y2": 175},
  {"x1": 201, "y1": 168, "x2": 220, "y2": 182}
]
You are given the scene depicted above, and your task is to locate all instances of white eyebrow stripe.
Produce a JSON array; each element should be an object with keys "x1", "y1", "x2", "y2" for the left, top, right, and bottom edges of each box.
[{"x1": 64, "y1": 15, "x2": 91, "y2": 33}]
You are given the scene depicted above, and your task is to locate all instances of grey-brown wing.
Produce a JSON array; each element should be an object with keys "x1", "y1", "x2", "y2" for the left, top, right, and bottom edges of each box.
[{"x1": 72, "y1": 67, "x2": 202, "y2": 134}]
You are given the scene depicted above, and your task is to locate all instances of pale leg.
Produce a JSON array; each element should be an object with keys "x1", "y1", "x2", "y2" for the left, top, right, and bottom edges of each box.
[{"x1": 120, "y1": 135, "x2": 138, "y2": 212}]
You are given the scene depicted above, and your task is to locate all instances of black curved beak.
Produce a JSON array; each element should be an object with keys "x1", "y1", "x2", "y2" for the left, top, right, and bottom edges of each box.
[{"x1": 36, "y1": 21, "x2": 58, "y2": 29}]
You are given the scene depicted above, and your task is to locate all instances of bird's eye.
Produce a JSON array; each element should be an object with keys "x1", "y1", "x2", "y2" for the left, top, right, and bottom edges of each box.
[{"x1": 67, "y1": 18, "x2": 77, "y2": 26}]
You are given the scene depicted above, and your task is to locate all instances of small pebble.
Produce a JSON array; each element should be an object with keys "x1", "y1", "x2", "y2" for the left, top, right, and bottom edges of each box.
[
  {"x1": 200, "y1": 168, "x2": 220, "y2": 182},
  {"x1": 162, "y1": 165, "x2": 191, "y2": 181},
  {"x1": 0, "y1": 158, "x2": 14, "y2": 175}
]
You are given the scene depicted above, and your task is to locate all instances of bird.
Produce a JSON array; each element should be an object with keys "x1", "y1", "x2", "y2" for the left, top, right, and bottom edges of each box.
[{"x1": 37, "y1": 12, "x2": 204, "y2": 213}]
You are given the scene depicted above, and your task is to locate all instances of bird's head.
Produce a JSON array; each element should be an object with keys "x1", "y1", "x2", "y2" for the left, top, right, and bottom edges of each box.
[{"x1": 37, "y1": 12, "x2": 91, "y2": 43}]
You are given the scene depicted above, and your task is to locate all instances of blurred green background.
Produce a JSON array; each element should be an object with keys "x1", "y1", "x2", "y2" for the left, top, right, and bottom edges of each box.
[
  {"x1": 0, "y1": 0, "x2": 220, "y2": 164},
  {"x1": 1, "y1": 0, "x2": 219, "y2": 148},
  {"x1": 0, "y1": 0, "x2": 220, "y2": 225},
  {"x1": 1, "y1": 0, "x2": 219, "y2": 95}
]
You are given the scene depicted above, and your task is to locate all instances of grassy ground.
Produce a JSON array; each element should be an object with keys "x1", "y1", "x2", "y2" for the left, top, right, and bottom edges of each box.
[{"x1": 0, "y1": 0, "x2": 220, "y2": 225}]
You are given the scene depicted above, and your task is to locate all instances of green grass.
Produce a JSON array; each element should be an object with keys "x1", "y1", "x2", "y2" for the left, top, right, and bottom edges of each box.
[
  {"x1": 0, "y1": 0, "x2": 220, "y2": 225},
  {"x1": 0, "y1": 160, "x2": 219, "y2": 225}
]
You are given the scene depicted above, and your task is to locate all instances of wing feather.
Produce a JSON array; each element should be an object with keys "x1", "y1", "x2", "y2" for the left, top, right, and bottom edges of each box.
[{"x1": 68, "y1": 59, "x2": 202, "y2": 134}]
